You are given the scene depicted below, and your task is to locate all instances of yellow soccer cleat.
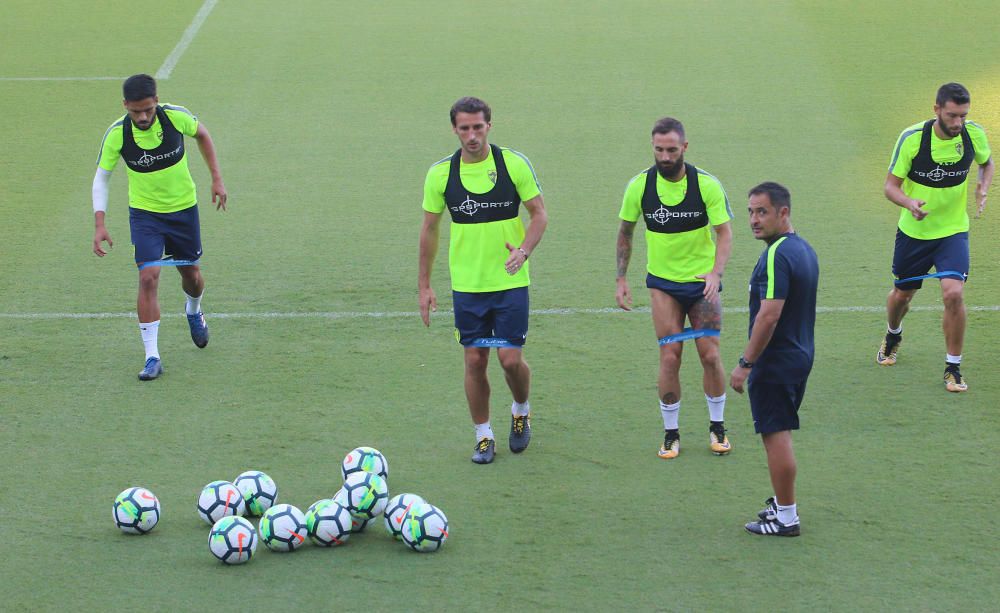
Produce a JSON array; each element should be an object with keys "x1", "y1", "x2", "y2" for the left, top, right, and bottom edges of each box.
[
  {"x1": 944, "y1": 365, "x2": 968, "y2": 392},
  {"x1": 658, "y1": 431, "x2": 680, "y2": 459},
  {"x1": 709, "y1": 423, "x2": 732, "y2": 455},
  {"x1": 876, "y1": 333, "x2": 902, "y2": 366}
]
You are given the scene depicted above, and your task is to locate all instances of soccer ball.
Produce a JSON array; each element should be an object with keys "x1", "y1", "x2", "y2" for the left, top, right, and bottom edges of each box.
[
  {"x1": 113, "y1": 487, "x2": 160, "y2": 534},
  {"x1": 259, "y1": 504, "x2": 308, "y2": 552},
  {"x1": 234, "y1": 470, "x2": 278, "y2": 516},
  {"x1": 339, "y1": 472, "x2": 389, "y2": 521},
  {"x1": 305, "y1": 499, "x2": 352, "y2": 547},
  {"x1": 401, "y1": 502, "x2": 449, "y2": 552},
  {"x1": 333, "y1": 487, "x2": 372, "y2": 533},
  {"x1": 341, "y1": 446, "x2": 389, "y2": 480},
  {"x1": 197, "y1": 481, "x2": 246, "y2": 525},
  {"x1": 209, "y1": 516, "x2": 257, "y2": 564},
  {"x1": 383, "y1": 493, "x2": 425, "y2": 540}
]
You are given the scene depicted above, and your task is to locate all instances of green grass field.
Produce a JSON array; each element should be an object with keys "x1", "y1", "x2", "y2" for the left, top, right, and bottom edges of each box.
[{"x1": 2, "y1": 1, "x2": 999, "y2": 610}]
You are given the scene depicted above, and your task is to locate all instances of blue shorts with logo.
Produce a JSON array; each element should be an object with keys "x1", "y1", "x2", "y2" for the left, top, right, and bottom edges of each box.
[
  {"x1": 453, "y1": 286, "x2": 529, "y2": 347},
  {"x1": 747, "y1": 376, "x2": 807, "y2": 434},
  {"x1": 129, "y1": 205, "x2": 203, "y2": 265},
  {"x1": 646, "y1": 273, "x2": 718, "y2": 312},
  {"x1": 892, "y1": 229, "x2": 968, "y2": 291}
]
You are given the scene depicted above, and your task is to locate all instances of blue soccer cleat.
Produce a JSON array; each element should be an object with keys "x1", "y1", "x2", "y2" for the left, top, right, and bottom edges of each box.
[
  {"x1": 509, "y1": 414, "x2": 531, "y2": 453},
  {"x1": 138, "y1": 357, "x2": 162, "y2": 381},
  {"x1": 187, "y1": 311, "x2": 209, "y2": 348},
  {"x1": 471, "y1": 438, "x2": 496, "y2": 464}
]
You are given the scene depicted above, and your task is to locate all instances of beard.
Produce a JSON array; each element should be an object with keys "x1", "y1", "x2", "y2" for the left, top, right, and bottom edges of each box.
[{"x1": 656, "y1": 154, "x2": 685, "y2": 179}]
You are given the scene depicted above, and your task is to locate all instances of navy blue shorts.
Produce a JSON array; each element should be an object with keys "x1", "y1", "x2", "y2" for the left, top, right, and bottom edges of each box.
[
  {"x1": 453, "y1": 286, "x2": 529, "y2": 347},
  {"x1": 129, "y1": 205, "x2": 203, "y2": 265},
  {"x1": 747, "y1": 377, "x2": 807, "y2": 434},
  {"x1": 646, "y1": 274, "x2": 718, "y2": 312},
  {"x1": 892, "y1": 229, "x2": 968, "y2": 290}
]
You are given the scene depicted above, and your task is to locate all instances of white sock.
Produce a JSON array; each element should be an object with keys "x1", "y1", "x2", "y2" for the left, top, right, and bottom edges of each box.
[
  {"x1": 474, "y1": 422, "x2": 494, "y2": 442},
  {"x1": 139, "y1": 321, "x2": 160, "y2": 360},
  {"x1": 706, "y1": 393, "x2": 726, "y2": 422},
  {"x1": 776, "y1": 501, "x2": 798, "y2": 525},
  {"x1": 185, "y1": 291, "x2": 203, "y2": 316},
  {"x1": 887, "y1": 324, "x2": 902, "y2": 335},
  {"x1": 946, "y1": 353, "x2": 961, "y2": 365},
  {"x1": 659, "y1": 400, "x2": 680, "y2": 430},
  {"x1": 512, "y1": 400, "x2": 530, "y2": 417}
]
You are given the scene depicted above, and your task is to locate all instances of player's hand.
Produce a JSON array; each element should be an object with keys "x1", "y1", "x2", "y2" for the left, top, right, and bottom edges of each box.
[
  {"x1": 212, "y1": 178, "x2": 228, "y2": 211},
  {"x1": 93, "y1": 226, "x2": 113, "y2": 257},
  {"x1": 615, "y1": 277, "x2": 632, "y2": 311},
  {"x1": 908, "y1": 199, "x2": 927, "y2": 220},
  {"x1": 729, "y1": 365, "x2": 749, "y2": 394},
  {"x1": 504, "y1": 242, "x2": 527, "y2": 276},
  {"x1": 975, "y1": 183, "x2": 988, "y2": 218},
  {"x1": 419, "y1": 287, "x2": 437, "y2": 327},
  {"x1": 697, "y1": 271, "x2": 722, "y2": 302}
]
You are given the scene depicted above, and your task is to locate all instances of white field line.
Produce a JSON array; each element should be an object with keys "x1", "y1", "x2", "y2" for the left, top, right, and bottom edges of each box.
[
  {"x1": 155, "y1": 0, "x2": 219, "y2": 80},
  {"x1": 1, "y1": 305, "x2": 998, "y2": 320}
]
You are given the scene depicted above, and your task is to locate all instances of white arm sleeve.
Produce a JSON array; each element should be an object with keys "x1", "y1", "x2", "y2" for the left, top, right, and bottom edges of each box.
[{"x1": 92, "y1": 167, "x2": 112, "y2": 213}]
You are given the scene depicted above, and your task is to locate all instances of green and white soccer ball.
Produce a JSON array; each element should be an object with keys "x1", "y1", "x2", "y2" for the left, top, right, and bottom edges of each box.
[
  {"x1": 401, "y1": 502, "x2": 449, "y2": 552},
  {"x1": 197, "y1": 481, "x2": 246, "y2": 525},
  {"x1": 341, "y1": 446, "x2": 389, "y2": 480},
  {"x1": 233, "y1": 470, "x2": 278, "y2": 516},
  {"x1": 333, "y1": 487, "x2": 372, "y2": 533},
  {"x1": 305, "y1": 498, "x2": 352, "y2": 547},
  {"x1": 259, "y1": 503, "x2": 308, "y2": 552},
  {"x1": 209, "y1": 516, "x2": 257, "y2": 564},
  {"x1": 338, "y1": 472, "x2": 389, "y2": 521},
  {"x1": 383, "y1": 493, "x2": 425, "y2": 540},
  {"x1": 113, "y1": 487, "x2": 160, "y2": 534}
]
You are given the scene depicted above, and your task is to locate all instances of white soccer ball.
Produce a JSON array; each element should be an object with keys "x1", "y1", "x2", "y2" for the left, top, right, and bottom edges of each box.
[
  {"x1": 259, "y1": 503, "x2": 308, "y2": 552},
  {"x1": 338, "y1": 472, "x2": 389, "y2": 521},
  {"x1": 341, "y1": 446, "x2": 389, "y2": 480},
  {"x1": 383, "y1": 493, "x2": 426, "y2": 540},
  {"x1": 113, "y1": 487, "x2": 160, "y2": 534},
  {"x1": 333, "y1": 487, "x2": 373, "y2": 533},
  {"x1": 234, "y1": 470, "x2": 278, "y2": 516},
  {"x1": 401, "y1": 502, "x2": 449, "y2": 552},
  {"x1": 305, "y1": 499, "x2": 352, "y2": 547},
  {"x1": 197, "y1": 481, "x2": 246, "y2": 525},
  {"x1": 209, "y1": 516, "x2": 257, "y2": 564}
]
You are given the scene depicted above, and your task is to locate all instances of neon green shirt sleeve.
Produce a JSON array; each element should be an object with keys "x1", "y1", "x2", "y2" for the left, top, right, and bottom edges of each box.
[
  {"x1": 421, "y1": 157, "x2": 450, "y2": 214},
  {"x1": 502, "y1": 148, "x2": 541, "y2": 201},
  {"x1": 699, "y1": 170, "x2": 733, "y2": 226},
  {"x1": 618, "y1": 172, "x2": 645, "y2": 222}
]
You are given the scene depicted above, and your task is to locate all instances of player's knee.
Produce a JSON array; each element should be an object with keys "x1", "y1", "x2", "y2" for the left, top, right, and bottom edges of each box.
[
  {"x1": 138, "y1": 270, "x2": 160, "y2": 292},
  {"x1": 698, "y1": 347, "x2": 721, "y2": 368},
  {"x1": 464, "y1": 350, "x2": 489, "y2": 373},
  {"x1": 659, "y1": 349, "x2": 681, "y2": 372},
  {"x1": 497, "y1": 349, "x2": 524, "y2": 372},
  {"x1": 942, "y1": 285, "x2": 964, "y2": 308}
]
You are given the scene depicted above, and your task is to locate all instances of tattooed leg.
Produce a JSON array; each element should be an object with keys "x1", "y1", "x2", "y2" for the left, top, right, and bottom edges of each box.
[{"x1": 690, "y1": 297, "x2": 725, "y2": 396}]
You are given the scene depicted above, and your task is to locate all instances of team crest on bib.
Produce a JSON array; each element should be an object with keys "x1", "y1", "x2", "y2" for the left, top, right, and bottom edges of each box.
[
  {"x1": 488, "y1": 170, "x2": 498, "y2": 185},
  {"x1": 955, "y1": 142, "x2": 964, "y2": 156}
]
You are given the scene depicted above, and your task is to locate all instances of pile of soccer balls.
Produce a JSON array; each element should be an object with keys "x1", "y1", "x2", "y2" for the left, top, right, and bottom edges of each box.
[{"x1": 112, "y1": 446, "x2": 449, "y2": 565}]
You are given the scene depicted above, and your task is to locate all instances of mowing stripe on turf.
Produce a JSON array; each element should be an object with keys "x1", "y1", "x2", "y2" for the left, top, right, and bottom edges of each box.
[{"x1": 1, "y1": 305, "x2": 998, "y2": 320}]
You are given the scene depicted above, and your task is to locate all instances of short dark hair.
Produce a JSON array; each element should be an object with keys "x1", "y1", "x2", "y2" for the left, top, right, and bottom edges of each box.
[
  {"x1": 936, "y1": 82, "x2": 970, "y2": 106},
  {"x1": 450, "y1": 97, "x2": 491, "y2": 125},
  {"x1": 748, "y1": 182, "x2": 791, "y2": 212},
  {"x1": 123, "y1": 74, "x2": 157, "y2": 101},
  {"x1": 651, "y1": 117, "x2": 685, "y2": 139}
]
